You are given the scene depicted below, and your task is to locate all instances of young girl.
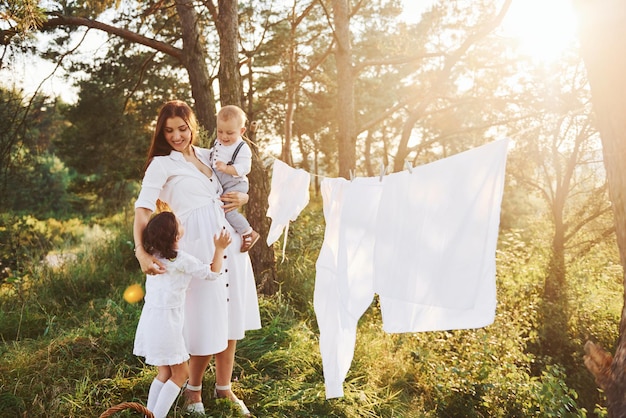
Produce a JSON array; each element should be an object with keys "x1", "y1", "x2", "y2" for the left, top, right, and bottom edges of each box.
[{"x1": 132, "y1": 211, "x2": 231, "y2": 418}]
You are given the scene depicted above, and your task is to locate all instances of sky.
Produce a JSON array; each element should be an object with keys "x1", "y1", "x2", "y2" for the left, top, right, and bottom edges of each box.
[{"x1": 2, "y1": 0, "x2": 577, "y2": 104}]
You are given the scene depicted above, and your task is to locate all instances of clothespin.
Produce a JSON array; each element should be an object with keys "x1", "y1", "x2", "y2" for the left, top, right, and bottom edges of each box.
[
  {"x1": 404, "y1": 159, "x2": 413, "y2": 174},
  {"x1": 349, "y1": 169, "x2": 355, "y2": 181},
  {"x1": 379, "y1": 163, "x2": 386, "y2": 182}
]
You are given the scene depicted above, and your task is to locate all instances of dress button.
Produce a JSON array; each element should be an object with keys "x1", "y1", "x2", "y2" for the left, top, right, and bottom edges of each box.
[
  {"x1": 227, "y1": 298, "x2": 230, "y2": 302},
  {"x1": 225, "y1": 269, "x2": 228, "y2": 273},
  {"x1": 226, "y1": 283, "x2": 229, "y2": 287},
  {"x1": 224, "y1": 255, "x2": 227, "y2": 259}
]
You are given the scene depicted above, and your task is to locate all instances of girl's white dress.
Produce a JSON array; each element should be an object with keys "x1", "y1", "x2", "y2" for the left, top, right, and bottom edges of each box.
[
  {"x1": 134, "y1": 147, "x2": 261, "y2": 355},
  {"x1": 133, "y1": 251, "x2": 220, "y2": 365}
]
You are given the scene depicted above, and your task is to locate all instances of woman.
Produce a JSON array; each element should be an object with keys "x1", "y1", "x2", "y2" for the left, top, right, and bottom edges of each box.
[{"x1": 133, "y1": 100, "x2": 261, "y2": 416}]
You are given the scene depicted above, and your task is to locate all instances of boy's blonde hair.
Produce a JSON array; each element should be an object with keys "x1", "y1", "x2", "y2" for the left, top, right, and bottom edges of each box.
[{"x1": 217, "y1": 105, "x2": 247, "y2": 128}]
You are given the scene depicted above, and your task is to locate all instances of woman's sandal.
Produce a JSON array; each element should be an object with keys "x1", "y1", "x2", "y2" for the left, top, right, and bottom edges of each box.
[
  {"x1": 240, "y1": 230, "x2": 260, "y2": 252},
  {"x1": 214, "y1": 383, "x2": 250, "y2": 416},
  {"x1": 184, "y1": 383, "x2": 205, "y2": 414}
]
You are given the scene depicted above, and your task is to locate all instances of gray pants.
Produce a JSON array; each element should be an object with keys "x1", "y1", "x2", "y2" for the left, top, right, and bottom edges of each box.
[{"x1": 216, "y1": 171, "x2": 251, "y2": 234}]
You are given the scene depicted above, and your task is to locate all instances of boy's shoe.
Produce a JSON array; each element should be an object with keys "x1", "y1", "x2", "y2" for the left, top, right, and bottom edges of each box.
[{"x1": 240, "y1": 230, "x2": 260, "y2": 252}]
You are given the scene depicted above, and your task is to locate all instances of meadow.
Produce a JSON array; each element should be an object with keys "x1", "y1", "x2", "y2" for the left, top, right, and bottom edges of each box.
[{"x1": 0, "y1": 199, "x2": 620, "y2": 417}]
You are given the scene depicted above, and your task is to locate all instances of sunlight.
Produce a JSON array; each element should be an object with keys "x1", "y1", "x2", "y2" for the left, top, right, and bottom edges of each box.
[
  {"x1": 500, "y1": 0, "x2": 579, "y2": 62},
  {"x1": 400, "y1": 0, "x2": 579, "y2": 63}
]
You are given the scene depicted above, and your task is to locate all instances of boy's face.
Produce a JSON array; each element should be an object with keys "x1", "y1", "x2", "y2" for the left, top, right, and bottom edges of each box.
[{"x1": 216, "y1": 117, "x2": 246, "y2": 146}]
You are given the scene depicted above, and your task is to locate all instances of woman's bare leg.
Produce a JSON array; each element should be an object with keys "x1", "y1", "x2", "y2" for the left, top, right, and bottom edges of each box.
[
  {"x1": 215, "y1": 340, "x2": 237, "y2": 400},
  {"x1": 185, "y1": 354, "x2": 211, "y2": 403}
]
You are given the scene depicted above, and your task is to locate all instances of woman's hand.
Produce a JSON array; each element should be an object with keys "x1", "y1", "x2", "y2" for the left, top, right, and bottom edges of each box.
[
  {"x1": 136, "y1": 246, "x2": 166, "y2": 275},
  {"x1": 134, "y1": 207, "x2": 166, "y2": 275},
  {"x1": 221, "y1": 191, "x2": 249, "y2": 213}
]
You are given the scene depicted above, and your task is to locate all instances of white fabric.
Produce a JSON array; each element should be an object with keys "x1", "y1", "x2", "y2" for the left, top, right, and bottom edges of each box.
[
  {"x1": 266, "y1": 159, "x2": 311, "y2": 246},
  {"x1": 133, "y1": 251, "x2": 221, "y2": 365},
  {"x1": 146, "y1": 378, "x2": 164, "y2": 412},
  {"x1": 314, "y1": 139, "x2": 509, "y2": 398},
  {"x1": 151, "y1": 379, "x2": 181, "y2": 418},
  {"x1": 135, "y1": 147, "x2": 261, "y2": 356},
  {"x1": 313, "y1": 177, "x2": 383, "y2": 399}
]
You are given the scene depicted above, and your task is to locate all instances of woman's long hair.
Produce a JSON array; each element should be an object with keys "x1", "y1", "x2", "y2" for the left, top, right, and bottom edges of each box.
[
  {"x1": 143, "y1": 100, "x2": 199, "y2": 173},
  {"x1": 142, "y1": 211, "x2": 178, "y2": 260}
]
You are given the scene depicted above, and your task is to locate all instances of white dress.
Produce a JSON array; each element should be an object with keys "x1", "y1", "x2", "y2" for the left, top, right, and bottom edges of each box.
[
  {"x1": 134, "y1": 147, "x2": 261, "y2": 356},
  {"x1": 133, "y1": 251, "x2": 220, "y2": 365}
]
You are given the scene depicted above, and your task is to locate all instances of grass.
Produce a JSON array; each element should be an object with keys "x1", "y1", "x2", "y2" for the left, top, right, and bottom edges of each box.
[{"x1": 0, "y1": 205, "x2": 621, "y2": 417}]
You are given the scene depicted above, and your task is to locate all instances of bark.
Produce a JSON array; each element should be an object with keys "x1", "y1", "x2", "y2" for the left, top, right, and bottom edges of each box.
[
  {"x1": 42, "y1": 15, "x2": 182, "y2": 59},
  {"x1": 216, "y1": 0, "x2": 243, "y2": 106},
  {"x1": 574, "y1": 0, "x2": 626, "y2": 415},
  {"x1": 175, "y1": 0, "x2": 217, "y2": 133},
  {"x1": 331, "y1": 0, "x2": 356, "y2": 179}
]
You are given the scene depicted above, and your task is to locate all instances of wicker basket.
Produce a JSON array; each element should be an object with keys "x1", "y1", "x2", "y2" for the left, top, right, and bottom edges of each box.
[{"x1": 99, "y1": 401, "x2": 154, "y2": 418}]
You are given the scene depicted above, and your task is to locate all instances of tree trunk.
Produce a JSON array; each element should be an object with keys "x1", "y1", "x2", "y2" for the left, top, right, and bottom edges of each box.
[
  {"x1": 215, "y1": 0, "x2": 276, "y2": 295},
  {"x1": 216, "y1": 0, "x2": 243, "y2": 107},
  {"x1": 575, "y1": 1, "x2": 626, "y2": 415},
  {"x1": 175, "y1": 0, "x2": 217, "y2": 134},
  {"x1": 332, "y1": 0, "x2": 356, "y2": 179}
]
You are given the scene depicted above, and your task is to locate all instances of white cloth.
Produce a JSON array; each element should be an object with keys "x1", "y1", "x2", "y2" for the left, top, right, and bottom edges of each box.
[
  {"x1": 266, "y1": 159, "x2": 311, "y2": 246},
  {"x1": 135, "y1": 147, "x2": 261, "y2": 356},
  {"x1": 314, "y1": 139, "x2": 509, "y2": 398},
  {"x1": 133, "y1": 251, "x2": 221, "y2": 365},
  {"x1": 314, "y1": 176, "x2": 383, "y2": 399}
]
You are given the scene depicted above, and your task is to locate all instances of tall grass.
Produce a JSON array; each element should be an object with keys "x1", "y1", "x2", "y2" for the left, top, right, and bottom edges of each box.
[{"x1": 0, "y1": 203, "x2": 620, "y2": 417}]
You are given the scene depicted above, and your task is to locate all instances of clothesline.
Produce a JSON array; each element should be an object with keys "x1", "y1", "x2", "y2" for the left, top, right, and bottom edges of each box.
[{"x1": 271, "y1": 134, "x2": 523, "y2": 182}]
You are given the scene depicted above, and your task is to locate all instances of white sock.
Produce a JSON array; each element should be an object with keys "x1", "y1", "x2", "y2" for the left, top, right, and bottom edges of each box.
[
  {"x1": 146, "y1": 379, "x2": 164, "y2": 412},
  {"x1": 151, "y1": 380, "x2": 181, "y2": 418}
]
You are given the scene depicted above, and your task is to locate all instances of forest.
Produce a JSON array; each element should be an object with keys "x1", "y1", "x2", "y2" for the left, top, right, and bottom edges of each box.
[{"x1": 1, "y1": 0, "x2": 626, "y2": 417}]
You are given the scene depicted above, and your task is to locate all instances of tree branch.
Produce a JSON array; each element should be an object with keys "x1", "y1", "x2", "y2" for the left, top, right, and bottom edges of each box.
[{"x1": 42, "y1": 13, "x2": 183, "y2": 61}]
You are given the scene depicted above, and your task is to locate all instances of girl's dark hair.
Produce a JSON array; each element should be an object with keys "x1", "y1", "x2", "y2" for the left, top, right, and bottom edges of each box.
[{"x1": 142, "y1": 211, "x2": 178, "y2": 260}]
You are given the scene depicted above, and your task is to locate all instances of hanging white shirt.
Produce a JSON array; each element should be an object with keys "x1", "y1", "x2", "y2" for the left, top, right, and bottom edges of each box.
[
  {"x1": 314, "y1": 139, "x2": 509, "y2": 399},
  {"x1": 266, "y1": 159, "x2": 311, "y2": 247}
]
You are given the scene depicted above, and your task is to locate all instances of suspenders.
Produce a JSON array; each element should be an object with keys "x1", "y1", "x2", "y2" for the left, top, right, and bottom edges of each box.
[
  {"x1": 210, "y1": 140, "x2": 245, "y2": 165},
  {"x1": 227, "y1": 141, "x2": 245, "y2": 166}
]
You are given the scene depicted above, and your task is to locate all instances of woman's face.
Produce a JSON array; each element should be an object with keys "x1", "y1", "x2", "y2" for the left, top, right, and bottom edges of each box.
[{"x1": 163, "y1": 116, "x2": 192, "y2": 152}]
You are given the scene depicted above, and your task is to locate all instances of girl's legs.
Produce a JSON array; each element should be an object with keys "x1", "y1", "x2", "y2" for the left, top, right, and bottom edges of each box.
[
  {"x1": 147, "y1": 366, "x2": 171, "y2": 411},
  {"x1": 152, "y1": 363, "x2": 189, "y2": 418},
  {"x1": 146, "y1": 379, "x2": 164, "y2": 412}
]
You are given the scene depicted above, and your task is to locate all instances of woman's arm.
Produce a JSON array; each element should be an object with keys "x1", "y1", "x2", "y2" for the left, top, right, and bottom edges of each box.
[
  {"x1": 220, "y1": 191, "x2": 249, "y2": 213},
  {"x1": 134, "y1": 207, "x2": 166, "y2": 274}
]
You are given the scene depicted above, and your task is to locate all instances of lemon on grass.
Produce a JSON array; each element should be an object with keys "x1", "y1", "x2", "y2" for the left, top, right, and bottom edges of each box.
[{"x1": 123, "y1": 284, "x2": 145, "y2": 303}]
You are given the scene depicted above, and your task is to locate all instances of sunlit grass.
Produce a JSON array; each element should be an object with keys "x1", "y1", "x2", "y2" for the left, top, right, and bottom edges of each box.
[{"x1": 0, "y1": 205, "x2": 619, "y2": 416}]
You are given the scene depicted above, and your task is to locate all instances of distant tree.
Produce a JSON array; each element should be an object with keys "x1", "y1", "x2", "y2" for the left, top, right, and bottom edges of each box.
[
  {"x1": 0, "y1": 88, "x2": 72, "y2": 216},
  {"x1": 54, "y1": 39, "x2": 191, "y2": 213},
  {"x1": 508, "y1": 56, "x2": 612, "y2": 365}
]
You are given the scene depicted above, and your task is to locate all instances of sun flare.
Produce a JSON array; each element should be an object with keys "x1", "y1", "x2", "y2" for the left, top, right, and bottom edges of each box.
[{"x1": 501, "y1": 0, "x2": 579, "y2": 62}]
